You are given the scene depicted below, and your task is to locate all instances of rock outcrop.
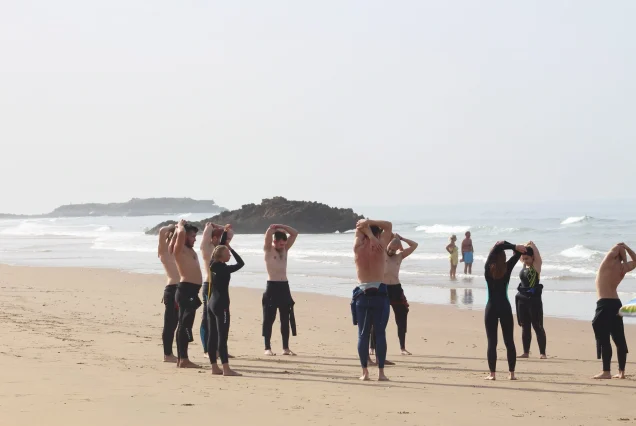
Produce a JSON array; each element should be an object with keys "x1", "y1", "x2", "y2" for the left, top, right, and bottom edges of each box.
[
  {"x1": 45, "y1": 198, "x2": 224, "y2": 217},
  {"x1": 146, "y1": 197, "x2": 364, "y2": 234}
]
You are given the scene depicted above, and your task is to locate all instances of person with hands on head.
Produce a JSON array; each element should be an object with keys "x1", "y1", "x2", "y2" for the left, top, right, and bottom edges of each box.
[
  {"x1": 516, "y1": 241, "x2": 547, "y2": 359},
  {"x1": 484, "y1": 240, "x2": 527, "y2": 381},
  {"x1": 158, "y1": 223, "x2": 179, "y2": 363}
]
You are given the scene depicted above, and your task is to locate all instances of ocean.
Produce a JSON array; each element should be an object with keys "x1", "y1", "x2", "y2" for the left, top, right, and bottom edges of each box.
[{"x1": 1, "y1": 201, "x2": 635, "y2": 322}]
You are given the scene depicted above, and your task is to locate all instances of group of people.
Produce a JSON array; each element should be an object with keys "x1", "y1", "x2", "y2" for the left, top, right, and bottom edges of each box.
[
  {"x1": 158, "y1": 220, "x2": 298, "y2": 376},
  {"x1": 157, "y1": 217, "x2": 636, "y2": 382},
  {"x1": 446, "y1": 231, "x2": 474, "y2": 278}
]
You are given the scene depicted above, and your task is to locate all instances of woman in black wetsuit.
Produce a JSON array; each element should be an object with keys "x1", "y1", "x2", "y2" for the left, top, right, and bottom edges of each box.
[
  {"x1": 484, "y1": 240, "x2": 526, "y2": 380},
  {"x1": 515, "y1": 241, "x2": 547, "y2": 359},
  {"x1": 207, "y1": 227, "x2": 245, "y2": 377}
]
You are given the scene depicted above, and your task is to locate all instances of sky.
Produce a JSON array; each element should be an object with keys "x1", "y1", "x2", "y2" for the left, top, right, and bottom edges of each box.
[{"x1": 1, "y1": 0, "x2": 635, "y2": 214}]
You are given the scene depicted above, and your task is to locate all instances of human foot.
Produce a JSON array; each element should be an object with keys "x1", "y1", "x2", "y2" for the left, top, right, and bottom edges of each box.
[
  {"x1": 539, "y1": 354, "x2": 547, "y2": 359},
  {"x1": 508, "y1": 372, "x2": 517, "y2": 380},
  {"x1": 384, "y1": 360, "x2": 395, "y2": 366},
  {"x1": 378, "y1": 369, "x2": 389, "y2": 381},
  {"x1": 211, "y1": 364, "x2": 223, "y2": 375},
  {"x1": 518, "y1": 353, "x2": 529, "y2": 359},
  {"x1": 614, "y1": 371, "x2": 626, "y2": 379},
  {"x1": 360, "y1": 368, "x2": 370, "y2": 381},
  {"x1": 282, "y1": 349, "x2": 296, "y2": 356},
  {"x1": 222, "y1": 365, "x2": 242, "y2": 377},
  {"x1": 164, "y1": 354, "x2": 178, "y2": 363},
  {"x1": 484, "y1": 373, "x2": 496, "y2": 381},
  {"x1": 264, "y1": 350, "x2": 276, "y2": 356},
  {"x1": 178, "y1": 359, "x2": 201, "y2": 369},
  {"x1": 593, "y1": 371, "x2": 612, "y2": 379},
  {"x1": 401, "y1": 349, "x2": 412, "y2": 355}
]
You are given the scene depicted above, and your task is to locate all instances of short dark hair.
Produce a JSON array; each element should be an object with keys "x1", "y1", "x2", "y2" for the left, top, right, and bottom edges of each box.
[
  {"x1": 184, "y1": 224, "x2": 199, "y2": 234},
  {"x1": 524, "y1": 247, "x2": 534, "y2": 257},
  {"x1": 274, "y1": 231, "x2": 288, "y2": 241},
  {"x1": 370, "y1": 225, "x2": 382, "y2": 238}
]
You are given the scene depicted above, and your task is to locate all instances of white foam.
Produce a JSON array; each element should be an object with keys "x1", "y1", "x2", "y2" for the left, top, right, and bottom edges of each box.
[
  {"x1": 561, "y1": 216, "x2": 592, "y2": 225},
  {"x1": 542, "y1": 263, "x2": 597, "y2": 275},
  {"x1": 559, "y1": 245, "x2": 603, "y2": 259},
  {"x1": 415, "y1": 224, "x2": 470, "y2": 234}
]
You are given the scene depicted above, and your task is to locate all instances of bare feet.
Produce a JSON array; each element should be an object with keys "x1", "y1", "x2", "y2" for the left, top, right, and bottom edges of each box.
[
  {"x1": 360, "y1": 368, "x2": 370, "y2": 381},
  {"x1": 518, "y1": 353, "x2": 529, "y2": 358},
  {"x1": 593, "y1": 371, "x2": 612, "y2": 379},
  {"x1": 485, "y1": 372, "x2": 496, "y2": 380},
  {"x1": 378, "y1": 369, "x2": 389, "y2": 381},
  {"x1": 539, "y1": 354, "x2": 547, "y2": 359},
  {"x1": 282, "y1": 349, "x2": 296, "y2": 356},
  {"x1": 401, "y1": 349, "x2": 412, "y2": 355},
  {"x1": 164, "y1": 354, "x2": 178, "y2": 363},
  {"x1": 211, "y1": 364, "x2": 223, "y2": 375},
  {"x1": 228, "y1": 354, "x2": 235, "y2": 359},
  {"x1": 178, "y1": 359, "x2": 201, "y2": 369},
  {"x1": 264, "y1": 350, "x2": 276, "y2": 356},
  {"x1": 508, "y1": 372, "x2": 517, "y2": 380},
  {"x1": 367, "y1": 358, "x2": 377, "y2": 366},
  {"x1": 384, "y1": 360, "x2": 395, "y2": 366},
  {"x1": 614, "y1": 371, "x2": 626, "y2": 379},
  {"x1": 222, "y1": 364, "x2": 242, "y2": 376}
]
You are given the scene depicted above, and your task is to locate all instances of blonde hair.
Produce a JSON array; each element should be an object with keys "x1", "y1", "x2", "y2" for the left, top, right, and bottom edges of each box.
[{"x1": 212, "y1": 245, "x2": 229, "y2": 262}]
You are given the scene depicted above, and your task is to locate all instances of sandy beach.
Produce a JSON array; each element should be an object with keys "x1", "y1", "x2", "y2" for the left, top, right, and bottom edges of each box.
[{"x1": 1, "y1": 264, "x2": 635, "y2": 426}]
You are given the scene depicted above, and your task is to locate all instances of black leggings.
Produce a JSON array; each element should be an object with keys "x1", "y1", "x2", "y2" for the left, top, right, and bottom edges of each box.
[
  {"x1": 263, "y1": 305, "x2": 290, "y2": 350},
  {"x1": 175, "y1": 283, "x2": 202, "y2": 360},
  {"x1": 516, "y1": 295, "x2": 547, "y2": 355},
  {"x1": 485, "y1": 300, "x2": 516, "y2": 372},
  {"x1": 162, "y1": 285, "x2": 178, "y2": 356},
  {"x1": 593, "y1": 299, "x2": 628, "y2": 371},
  {"x1": 207, "y1": 303, "x2": 231, "y2": 364},
  {"x1": 370, "y1": 304, "x2": 409, "y2": 350}
]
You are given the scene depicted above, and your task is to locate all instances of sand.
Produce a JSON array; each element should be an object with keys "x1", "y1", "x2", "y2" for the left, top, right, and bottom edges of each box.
[{"x1": 0, "y1": 264, "x2": 635, "y2": 426}]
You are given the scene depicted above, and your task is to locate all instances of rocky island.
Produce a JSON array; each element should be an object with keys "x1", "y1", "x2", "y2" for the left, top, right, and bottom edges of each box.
[{"x1": 146, "y1": 197, "x2": 364, "y2": 234}]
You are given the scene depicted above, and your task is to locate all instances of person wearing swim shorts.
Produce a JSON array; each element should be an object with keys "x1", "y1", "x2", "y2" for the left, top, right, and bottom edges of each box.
[
  {"x1": 262, "y1": 224, "x2": 299, "y2": 356},
  {"x1": 515, "y1": 241, "x2": 547, "y2": 359},
  {"x1": 592, "y1": 243, "x2": 636, "y2": 379},
  {"x1": 352, "y1": 218, "x2": 392, "y2": 381},
  {"x1": 158, "y1": 223, "x2": 179, "y2": 363},
  {"x1": 199, "y1": 222, "x2": 232, "y2": 355},
  {"x1": 171, "y1": 219, "x2": 203, "y2": 369},
  {"x1": 484, "y1": 241, "x2": 526, "y2": 381},
  {"x1": 446, "y1": 235, "x2": 459, "y2": 278},
  {"x1": 207, "y1": 226, "x2": 244, "y2": 377},
  {"x1": 461, "y1": 231, "x2": 474, "y2": 275}
]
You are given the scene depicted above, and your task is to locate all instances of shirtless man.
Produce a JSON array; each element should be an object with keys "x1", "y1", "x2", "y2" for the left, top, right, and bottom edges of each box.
[
  {"x1": 262, "y1": 224, "x2": 299, "y2": 356},
  {"x1": 352, "y1": 218, "x2": 392, "y2": 381},
  {"x1": 199, "y1": 222, "x2": 233, "y2": 355},
  {"x1": 592, "y1": 243, "x2": 636, "y2": 379},
  {"x1": 461, "y1": 231, "x2": 474, "y2": 275},
  {"x1": 158, "y1": 224, "x2": 179, "y2": 362},
  {"x1": 171, "y1": 219, "x2": 204, "y2": 368}
]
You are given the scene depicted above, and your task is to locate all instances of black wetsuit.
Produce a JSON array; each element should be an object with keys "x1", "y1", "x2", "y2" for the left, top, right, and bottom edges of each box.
[
  {"x1": 515, "y1": 266, "x2": 547, "y2": 355},
  {"x1": 162, "y1": 284, "x2": 178, "y2": 356},
  {"x1": 200, "y1": 232, "x2": 228, "y2": 353},
  {"x1": 593, "y1": 298, "x2": 628, "y2": 371},
  {"x1": 207, "y1": 243, "x2": 244, "y2": 365},
  {"x1": 262, "y1": 281, "x2": 297, "y2": 351},
  {"x1": 175, "y1": 282, "x2": 202, "y2": 361},
  {"x1": 369, "y1": 284, "x2": 409, "y2": 351},
  {"x1": 484, "y1": 242, "x2": 521, "y2": 373}
]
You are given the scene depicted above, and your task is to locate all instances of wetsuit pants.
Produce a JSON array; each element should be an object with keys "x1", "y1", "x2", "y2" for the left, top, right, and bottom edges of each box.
[
  {"x1": 207, "y1": 302, "x2": 230, "y2": 364},
  {"x1": 370, "y1": 284, "x2": 409, "y2": 350},
  {"x1": 353, "y1": 286, "x2": 390, "y2": 369},
  {"x1": 162, "y1": 284, "x2": 178, "y2": 356},
  {"x1": 515, "y1": 294, "x2": 547, "y2": 355},
  {"x1": 200, "y1": 282, "x2": 209, "y2": 353},
  {"x1": 485, "y1": 300, "x2": 516, "y2": 372},
  {"x1": 262, "y1": 281, "x2": 296, "y2": 350},
  {"x1": 593, "y1": 298, "x2": 628, "y2": 371},
  {"x1": 175, "y1": 282, "x2": 202, "y2": 360}
]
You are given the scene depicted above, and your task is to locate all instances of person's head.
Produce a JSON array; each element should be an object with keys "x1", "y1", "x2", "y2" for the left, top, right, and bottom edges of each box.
[
  {"x1": 370, "y1": 225, "x2": 382, "y2": 239},
  {"x1": 450, "y1": 234, "x2": 457, "y2": 243},
  {"x1": 489, "y1": 247, "x2": 507, "y2": 279},
  {"x1": 387, "y1": 238, "x2": 401, "y2": 257},
  {"x1": 211, "y1": 228, "x2": 224, "y2": 246},
  {"x1": 611, "y1": 244, "x2": 627, "y2": 262},
  {"x1": 273, "y1": 231, "x2": 288, "y2": 251},
  {"x1": 184, "y1": 224, "x2": 198, "y2": 248},
  {"x1": 212, "y1": 245, "x2": 231, "y2": 263},
  {"x1": 521, "y1": 246, "x2": 535, "y2": 267},
  {"x1": 465, "y1": 231, "x2": 471, "y2": 239}
]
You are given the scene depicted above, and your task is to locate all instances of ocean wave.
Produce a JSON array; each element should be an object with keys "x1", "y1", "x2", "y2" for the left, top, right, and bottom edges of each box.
[
  {"x1": 559, "y1": 245, "x2": 604, "y2": 259},
  {"x1": 541, "y1": 263, "x2": 597, "y2": 275},
  {"x1": 1, "y1": 221, "x2": 114, "y2": 238},
  {"x1": 561, "y1": 216, "x2": 593, "y2": 225},
  {"x1": 415, "y1": 224, "x2": 471, "y2": 234}
]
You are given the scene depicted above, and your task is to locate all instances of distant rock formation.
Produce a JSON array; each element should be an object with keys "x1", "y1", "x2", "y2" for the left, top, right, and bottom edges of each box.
[
  {"x1": 45, "y1": 198, "x2": 224, "y2": 217},
  {"x1": 146, "y1": 197, "x2": 364, "y2": 234}
]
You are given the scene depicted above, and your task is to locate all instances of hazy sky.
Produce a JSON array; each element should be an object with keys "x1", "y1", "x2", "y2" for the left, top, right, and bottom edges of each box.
[{"x1": 1, "y1": 1, "x2": 635, "y2": 214}]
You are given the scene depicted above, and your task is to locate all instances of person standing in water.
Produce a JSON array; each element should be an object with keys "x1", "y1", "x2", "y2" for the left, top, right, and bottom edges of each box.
[
  {"x1": 592, "y1": 243, "x2": 636, "y2": 379},
  {"x1": 446, "y1": 235, "x2": 459, "y2": 278},
  {"x1": 461, "y1": 231, "x2": 474, "y2": 275},
  {"x1": 262, "y1": 224, "x2": 299, "y2": 356},
  {"x1": 515, "y1": 242, "x2": 547, "y2": 359},
  {"x1": 352, "y1": 218, "x2": 392, "y2": 381},
  {"x1": 171, "y1": 219, "x2": 204, "y2": 369},
  {"x1": 207, "y1": 225, "x2": 244, "y2": 377},
  {"x1": 158, "y1": 223, "x2": 179, "y2": 363},
  {"x1": 484, "y1": 241, "x2": 526, "y2": 380},
  {"x1": 199, "y1": 222, "x2": 232, "y2": 356}
]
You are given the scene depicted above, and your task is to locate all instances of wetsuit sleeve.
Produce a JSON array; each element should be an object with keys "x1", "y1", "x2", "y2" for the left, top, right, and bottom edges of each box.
[
  {"x1": 220, "y1": 231, "x2": 228, "y2": 246},
  {"x1": 225, "y1": 248, "x2": 245, "y2": 273},
  {"x1": 506, "y1": 250, "x2": 522, "y2": 274},
  {"x1": 485, "y1": 241, "x2": 516, "y2": 277}
]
